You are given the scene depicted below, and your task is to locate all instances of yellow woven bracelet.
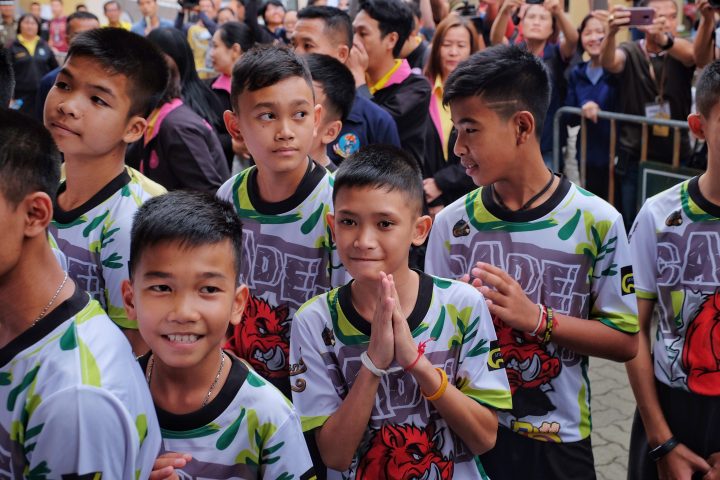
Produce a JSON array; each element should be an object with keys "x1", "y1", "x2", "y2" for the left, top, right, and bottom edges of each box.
[{"x1": 423, "y1": 367, "x2": 448, "y2": 401}]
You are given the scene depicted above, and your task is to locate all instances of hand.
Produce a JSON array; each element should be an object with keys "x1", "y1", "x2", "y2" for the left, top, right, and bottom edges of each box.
[
  {"x1": 544, "y1": 0, "x2": 561, "y2": 16},
  {"x1": 388, "y1": 275, "x2": 419, "y2": 368},
  {"x1": 423, "y1": 178, "x2": 442, "y2": 203},
  {"x1": 639, "y1": 16, "x2": 669, "y2": 44},
  {"x1": 581, "y1": 101, "x2": 600, "y2": 123},
  {"x1": 469, "y1": 262, "x2": 538, "y2": 332},
  {"x1": 607, "y1": 5, "x2": 631, "y2": 35},
  {"x1": 366, "y1": 272, "x2": 395, "y2": 370},
  {"x1": 697, "y1": 0, "x2": 717, "y2": 21},
  {"x1": 590, "y1": 9, "x2": 610, "y2": 25},
  {"x1": 149, "y1": 452, "x2": 192, "y2": 480},
  {"x1": 499, "y1": 0, "x2": 522, "y2": 16},
  {"x1": 703, "y1": 453, "x2": 720, "y2": 480},
  {"x1": 656, "y1": 443, "x2": 711, "y2": 480},
  {"x1": 347, "y1": 35, "x2": 369, "y2": 88}
]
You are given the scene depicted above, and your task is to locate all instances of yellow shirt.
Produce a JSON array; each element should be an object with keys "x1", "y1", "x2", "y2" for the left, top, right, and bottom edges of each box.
[
  {"x1": 102, "y1": 21, "x2": 132, "y2": 30},
  {"x1": 18, "y1": 34, "x2": 40, "y2": 56},
  {"x1": 434, "y1": 76, "x2": 453, "y2": 160},
  {"x1": 368, "y1": 59, "x2": 402, "y2": 95}
]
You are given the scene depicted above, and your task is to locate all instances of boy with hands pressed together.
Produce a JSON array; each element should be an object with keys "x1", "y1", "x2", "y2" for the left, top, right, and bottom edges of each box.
[{"x1": 290, "y1": 145, "x2": 511, "y2": 479}]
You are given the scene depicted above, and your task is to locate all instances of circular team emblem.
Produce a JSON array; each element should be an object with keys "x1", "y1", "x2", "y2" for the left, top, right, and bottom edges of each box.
[{"x1": 332, "y1": 133, "x2": 360, "y2": 159}]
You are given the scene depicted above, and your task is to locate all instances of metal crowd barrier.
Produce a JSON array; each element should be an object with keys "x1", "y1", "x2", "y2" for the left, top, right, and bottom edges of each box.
[{"x1": 552, "y1": 106, "x2": 691, "y2": 204}]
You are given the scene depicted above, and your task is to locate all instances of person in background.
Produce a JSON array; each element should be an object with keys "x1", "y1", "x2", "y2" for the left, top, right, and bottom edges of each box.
[
  {"x1": 75, "y1": 4, "x2": 88, "y2": 12},
  {"x1": 30, "y1": 1, "x2": 49, "y2": 41},
  {"x1": 208, "y1": 20, "x2": 254, "y2": 168},
  {"x1": 131, "y1": 0, "x2": 173, "y2": 37},
  {"x1": 175, "y1": 0, "x2": 218, "y2": 78},
  {"x1": 422, "y1": 12, "x2": 482, "y2": 209},
  {"x1": 244, "y1": 0, "x2": 284, "y2": 44},
  {"x1": 399, "y1": 0, "x2": 430, "y2": 73},
  {"x1": 0, "y1": 0, "x2": 17, "y2": 48},
  {"x1": 102, "y1": 0, "x2": 131, "y2": 29},
  {"x1": 216, "y1": 6, "x2": 236, "y2": 24},
  {"x1": 10, "y1": 13, "x2": 57, "y2": 115},
  {"x1": 47, "y1": 0, "x2": 67, "y2": 52},
  {"x1": 35, "y1": 11, "x2": 100, "y2": 120},
  {"x1": 283, "y1": 8, "x2": 296, "y2": 38},
  {"x1": 0, "y1": 46, "x2": 14, "y2": 106},
  {"x1": 694, "y1": 0, "x2": 720, "y2": 68},
  {"x1": 491, "y1": 0, "x2": 578, "y2": 169},
  {"x1": 227, "y1": 0, "x2": 245, "y2": 22},
  {"x1": 127, "y1": 27, "x2": 229, "y2": 192}
]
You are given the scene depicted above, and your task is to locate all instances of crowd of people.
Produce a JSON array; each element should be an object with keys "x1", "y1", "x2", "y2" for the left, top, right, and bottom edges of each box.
[{"x1": 0, "y1": 0, "x2": 719, "y2": 479}]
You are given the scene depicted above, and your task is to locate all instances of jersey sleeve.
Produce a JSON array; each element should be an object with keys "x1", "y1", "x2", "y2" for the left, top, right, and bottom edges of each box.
[
  {"x1": 425, "y1": 210, "x2": 455, "y2": 279},
  {"x1": 100, "y1": 209, "x2": 135, "y2": 329},
  {"x1": 454, "y1": 284, "x2": 513, "y2": 411},
  {"x1": 629, "y1": 203, "x2": 659, "y2": 301},
  {"x1": 260, "y1": 410, "x2": 316, "y2": 480},
  {"x1": 289, "y1": 297, "x2": 344, "y2": 433},
  {"x1": 588, "y1": 215, "x2": 640, "y2": 333},
  {"x1": 26, "y1": 386, "x2": 156, "y2": 479}
]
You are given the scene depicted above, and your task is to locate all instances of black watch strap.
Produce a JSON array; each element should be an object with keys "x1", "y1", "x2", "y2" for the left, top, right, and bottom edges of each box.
[
  {"x1": 648, "y1": 436, "x2": 679, "y2": 461},
  {"x1": 661, "y1": 33, "x2": 675, "y2": 51}
]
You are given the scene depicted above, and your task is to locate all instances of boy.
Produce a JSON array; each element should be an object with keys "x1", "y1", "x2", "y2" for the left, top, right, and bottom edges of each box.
[
  {"x1": 425, "y1": 45, "x2": 639, "y2": 478},
  {"x1": 218, "y1": 45, "x2": 344, "y2": 398},
  {"x1": 625, "y1": 60, "x2": 720, "y2": 480},
  {"x1": 292, "y1": 5, "x2": 400, "y2": 164},
  {"x1": 289, "y1": 144, "x2": 512, "y2": 479},
  {"x1": 45, "y1": 28, "x2": 168, "y2": 356},
  {"x1": 0, "y1": 108, "x2": 160, "y2": 478},
  {"x1": 305, "y1": 53, "x2": 356, "y2": 172},
  {"x1": 121, "y1": 191, "x2": 315, "y2": 479}
]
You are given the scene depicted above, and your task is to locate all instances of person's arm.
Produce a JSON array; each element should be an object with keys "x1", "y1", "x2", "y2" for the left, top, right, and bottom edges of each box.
[
  {"x1": 198, "y1": 10, "x2": 217, "y2": 34},
  {"x1": 641, "y1": 16, "x2": 694, "y2": 67},
  {"x1": 600, "y1": 5, "x2": 629, "y2": 74},
  {"x1": 347, "y1": 36, "x2": 369, "y2": 89},
  {"x1": 243, "y1": 0, "x2": 275, "y2": 44},
  {"x1": 694, "y1": 0, "x2": 717, "y2": 68},
  {"x1": 418, "y1": 0, "x2": 435, "y2": 30},
  {"x1": 174, "y1": 9, "x2": 186, "y2": 30},
  {"x1": 490, "y1": 0, "x2": 520, "y2": 46},
  {"x1": 546, "y1": 0, "x2": 578, "y2": 60}
]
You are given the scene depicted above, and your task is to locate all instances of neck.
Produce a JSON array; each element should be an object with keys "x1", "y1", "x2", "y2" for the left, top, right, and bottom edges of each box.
[
  {"x1": 644, "y1": 36, "x2": 662, "y2": 53},
  {"x1": 19, "y1": 33, "x2": 36, "y2": 41},
  {"x1": 351, "y1": 267, "x2": 419, "y2": 321},
  {"x1": 525, "y1": 38, "x2": 546, "y2": 56},
  {"x1": 59, "y1": 153, "x2": 126, "y2": 212},
  {"x1": 491, "y1": 152, "x2": 557, "y2": 211},
  {"x1": 367, "y1": 56, "x2": 398, "y2": 86},
  {"x1": 149, "y1": 348, "x2": 229, "y2": 414},
  {"x1": 589, "y1": 55, "x2": 601, "y2": 68},
  {"x1": 109, "y1": 19, "x2": 122, "y2": 26},
  {"x1": 0, "y1": 243, "x2": 75, "y2": 348},
  {"x1": 310, "y1": 148, "x2": 330, "y2": 168},
  {"x1": 254, "y1": 158, "x2": 309, "y2": 203},
  {"x1": 698, "y1": 165, "x2": 720, "y2": 206}
]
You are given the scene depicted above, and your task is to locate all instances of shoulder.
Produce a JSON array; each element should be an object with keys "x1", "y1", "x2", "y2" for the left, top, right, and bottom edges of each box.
[
  {"x1": 636, "y1": 179, "x2": 686, "y2": 219},
  {"x1": 217, "y1": 170, "x2": 249, "y2": 202},
  {"x1": 565, "y1": 181, "x2": 624, "y2": 224},
  {"x1": 434, "y1": 191, "x2": 473, "y2": 226},
  {"x1": 126, "y1": 166, "x2": 167, "y2": 198}
]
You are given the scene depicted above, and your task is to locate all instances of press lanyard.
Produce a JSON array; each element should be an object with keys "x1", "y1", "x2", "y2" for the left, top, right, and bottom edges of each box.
[{"x1": 640, "y1": 39, "x2": 668, "y2": 103}]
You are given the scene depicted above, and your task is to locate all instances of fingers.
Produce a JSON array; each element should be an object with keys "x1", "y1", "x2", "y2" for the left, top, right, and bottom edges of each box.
[
  {"x1": 150, "y1": 453, "x2": 192, "y2": 480},
  {"x1": 470, "y1": 262, "x2": 512, "y2": 294}
]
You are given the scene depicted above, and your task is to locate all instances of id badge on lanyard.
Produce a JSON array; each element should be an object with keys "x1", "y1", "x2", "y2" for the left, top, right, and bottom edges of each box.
[{"x1": 645, "y1": 98, "x2": 671, "y2": 137}]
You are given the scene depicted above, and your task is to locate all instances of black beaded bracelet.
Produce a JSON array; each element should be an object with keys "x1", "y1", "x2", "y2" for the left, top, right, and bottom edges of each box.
[{"x1": 648, "y1": 436, "x2": 679, "y2": 462}]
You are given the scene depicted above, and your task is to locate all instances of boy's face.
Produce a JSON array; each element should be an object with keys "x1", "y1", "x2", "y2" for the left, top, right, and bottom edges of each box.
[
  {"x1": 292, "y1": 18, "x2": 348, "y2": 62},
  {"x1": 353, "y1": 10, "x2": 396, "y2": 66},
  {"x1": 225, "y1": 76, "x2": 320, "y2": 176},
  {"x1": 122, "y1": 240, "x2": 248, "y2": 370},
  {"x1": 328, "y1": 185, "x2": 430, "y2": 285},
  {"x1": 44, "y1": 55, "x2": 147, "y2": 160},
  {"x1": 450, "y1": 95, "x2": 523, "y2": 187}
]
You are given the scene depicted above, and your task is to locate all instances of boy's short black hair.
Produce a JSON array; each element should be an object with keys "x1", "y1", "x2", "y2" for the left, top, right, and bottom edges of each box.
[
  {"x1": 305, "y1": 53, "x2": 355, "y2": 122},
  {"x1": 443, "y1": 45, "x2": 550, "y2": 140},
  {"x1": 333, "y1": 144, "x2": 423, "y2": 214},
  {"x1": 0, "y1": 109, "x2": 61, "y2": 207},
  {"x1": 358, "y1": 0, "x2": 413, "y2": 58},
  {"x1": 128, "y1": 191, "x2": 244, "y2": 282},
  {"x1": 67, "y1": 28, "x2": 169, "y2": 118},
  {"x1": 0, "y1": 47, "x2": 14, "y2": 108},
  {"x1": 297, "y1": 6, "x2": 352, "y2": 50},
  {"x1": 230, "y1": 44, "x2": 313, "y2": 111},
  {"x1": 696, "y1": 60, "x2": 720, "y2": 119},
  {"x1": 66, "y1": 10, "x2": 99, "y2": 26}
]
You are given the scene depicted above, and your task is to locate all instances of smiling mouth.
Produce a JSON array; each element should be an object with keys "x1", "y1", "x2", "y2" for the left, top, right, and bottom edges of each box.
[{"x1": 164, "y1": 334, "x2": 202, "y2": 344}]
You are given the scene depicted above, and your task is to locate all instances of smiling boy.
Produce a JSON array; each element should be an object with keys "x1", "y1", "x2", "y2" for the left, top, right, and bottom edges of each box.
[
  {"x1": 218, "y1": 45, "x2": 344, "y2": 398},
  {"x1": 45, "y1": 28, "x2": 168, "y2": 356},
  {"x1": 122, "y1": 191, "x2": 314, "y2": 479},
  {"x1": 289, "y1": 144, "x2": 511, "y2": 479}
]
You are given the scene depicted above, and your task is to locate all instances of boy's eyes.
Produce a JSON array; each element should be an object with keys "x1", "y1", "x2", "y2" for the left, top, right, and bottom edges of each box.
[
  {"x1": 200, "y1": 286, "x2": 221, "y2": 294},
  {"x1": 91, "y1": 96, "x2": 109, "y2": 107},
  {"x1": 293, "y1": 111, "x2": 308, "y2": 119},
  {"x1": 54, "y1": 81, "x2": 69, "y2": 90},
  {"x1": 258, "y1": 112, "x2": 275, "y2": 121},
  {"x1": 378, "y1": 220, "x2": 394, "y2": 229},
  {"x1": 339, "y1": 218, "x2": 356, "y2": 226},
  {"x1": 149, "y1": 284, "x2": 172, "y2": 293}
]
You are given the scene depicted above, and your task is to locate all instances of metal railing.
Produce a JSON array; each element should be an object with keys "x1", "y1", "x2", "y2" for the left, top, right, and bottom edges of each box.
[{"x1": 552, "y1": 106, "x2": 691, "y2": 203}]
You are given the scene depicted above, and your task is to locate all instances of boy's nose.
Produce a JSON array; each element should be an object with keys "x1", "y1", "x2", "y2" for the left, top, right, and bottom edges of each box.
[
  {"x1": 168, "y1": 296, "x2": 201, "y2": 323},
  {"x1": 276, "y1": 119, "x2": 295, "y2": 141}
]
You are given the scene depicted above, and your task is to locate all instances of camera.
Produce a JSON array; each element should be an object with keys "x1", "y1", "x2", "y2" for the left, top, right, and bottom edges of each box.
[
  {"x1": 456, "y1": 1, "x2": 484, "y2": 36},
  {"x1": 710, "y1": 0, "x2": 720, "y2": 8},
  {"x1": 179, "y1": 0, "x2": 200, "y2": 9},
  {"x1": 526, "y1": 0, "x2": 544, "y2": 4}
]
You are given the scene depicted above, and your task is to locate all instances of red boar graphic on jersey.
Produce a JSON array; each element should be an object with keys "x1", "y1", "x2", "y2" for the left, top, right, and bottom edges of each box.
[
  {"x1": 493, "y1": 315, "x2": 561, "y2": 418},
  {"x1": 682, "y1": 290, "x2": 720, "y2": 396},
  {"x1": 226, "y1": 296, "x2": 290, "y2": 379},
  {"x1": 356, "y1": 423, "x2": 453, "y2": 480}
]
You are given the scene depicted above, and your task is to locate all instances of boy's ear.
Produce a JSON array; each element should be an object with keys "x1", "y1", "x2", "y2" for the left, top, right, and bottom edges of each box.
[
  {"x1": 121, "y1": 279, "x2": 137, "y2": 322},
  {"x1": 123, "y1": 115, "x2": 148, "y2": 144},
  {"x1": 411, "y1": 213, "x2": 433, "y2": 247},
  {"x1": 313, "y1": 103, "x2": 323, "y2": 139},
  {"x1": 336, "y1": 44, "x2": 350, "y2": 63},
  {"x1": 687, "y1": 113, "x2": 705, "y2": 140},
  {"x1": 321, "y1": 119, "x2": 343, "y2": 146},
  {"x1": 384, "y1": 31, "x2": 399, "y2": 55},
  {"x1": 513, "y1": 111, "x2": 535, "y2": 146},
  {"x1": 224, "y1": 110, "x2": 245, "y2": 143},
  {"x1": 229, "y1": 284, "x2": 249, "y2": 326},
  {"x1": 22, "y1": 192, "x2": 54, "y2": 238},
  {"x1": 326, "y1": 212, "x2": 336, "y2": 242}
]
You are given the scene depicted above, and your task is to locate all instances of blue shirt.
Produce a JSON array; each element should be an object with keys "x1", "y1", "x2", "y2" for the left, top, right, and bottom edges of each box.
[
  {"x1": 327, "y1": 94, "x2": 401, "y2": 165},
  {"x1": 130, "y1": 17, "x2": 174, "y2": 36}
]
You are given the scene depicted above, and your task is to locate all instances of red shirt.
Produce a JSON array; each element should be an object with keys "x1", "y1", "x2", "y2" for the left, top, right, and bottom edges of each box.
[{"x1": 48, "y1": 16, "x2": 67, "y2": 52}]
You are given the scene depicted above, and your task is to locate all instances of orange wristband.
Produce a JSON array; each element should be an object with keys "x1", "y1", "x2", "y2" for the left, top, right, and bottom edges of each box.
[{"x1": 422, "y1": 367, "x2": 448, "y2": 401}]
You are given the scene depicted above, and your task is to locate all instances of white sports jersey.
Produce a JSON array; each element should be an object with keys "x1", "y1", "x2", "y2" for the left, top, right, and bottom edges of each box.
[
  {"x1": 290, "y1": 272, "x2": 512, "y2": 480},
  {"x1": 426, "y1": 178, "x2": 638, "y2": 443},
  {"x1": 49, "y1": 167, "x2": 166, "y2": 329},
  {"x1": 142, "y1": 354, "x2": 316, "y2": 479},
  {"x1": 630, "y1": 176, "x2": 720, "y2": 396},
  {"x1": 0, "y1": 288, "x2": 161, "y2": 478},
  {"x1": 217, "y1": 162, "x2": 346, "y2": 397}
]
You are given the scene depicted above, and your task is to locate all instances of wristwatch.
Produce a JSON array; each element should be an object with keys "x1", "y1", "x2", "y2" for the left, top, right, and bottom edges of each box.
[{"x1": 660, "y1": 33, "x2": 675, "y2": 51}]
